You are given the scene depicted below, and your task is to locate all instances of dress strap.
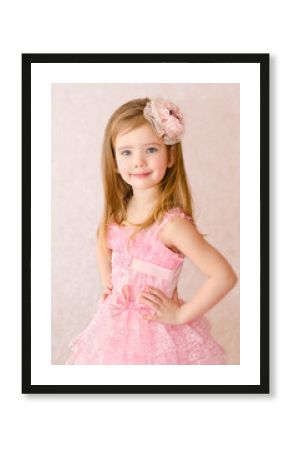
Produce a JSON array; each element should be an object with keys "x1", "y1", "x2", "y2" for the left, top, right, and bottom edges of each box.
[{"x1": 152, "y1": 207, "x2": 194, "y2": 238}]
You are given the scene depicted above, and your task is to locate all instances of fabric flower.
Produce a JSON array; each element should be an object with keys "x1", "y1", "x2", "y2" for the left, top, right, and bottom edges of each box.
[
  {"x1": 109, "y1": 284, "x2": 153, "y2": 317},
  {"x1": 143, "y1": 98, "x2": 185, "y2": 145}
]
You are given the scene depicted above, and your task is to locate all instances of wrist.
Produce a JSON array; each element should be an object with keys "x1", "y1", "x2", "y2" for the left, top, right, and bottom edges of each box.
[
  {"x1": 176, "y1": 303, "x2": 194, "y2": 325},
  {"x1": 175, "y1": 304, "x2": 188, "y2": 325}
]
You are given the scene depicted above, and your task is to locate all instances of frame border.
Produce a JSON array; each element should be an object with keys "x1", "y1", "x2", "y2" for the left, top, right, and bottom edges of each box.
[{"x1": 22, "y1": 53, "x2": 269, "y2": 394}]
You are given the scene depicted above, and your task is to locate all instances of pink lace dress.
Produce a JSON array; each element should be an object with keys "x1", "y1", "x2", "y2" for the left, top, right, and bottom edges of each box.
[{"x1": 65, "y1": 208, "x2": 226, "y2": 365}]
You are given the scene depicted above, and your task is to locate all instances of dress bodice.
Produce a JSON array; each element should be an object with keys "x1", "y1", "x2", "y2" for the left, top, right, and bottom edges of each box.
[
  {"x1": 106, "y1": 208, "x2": 193, "y2": 300},
  {"x1": 66, "y1": 207, "x2": 226, "y2": 365}
]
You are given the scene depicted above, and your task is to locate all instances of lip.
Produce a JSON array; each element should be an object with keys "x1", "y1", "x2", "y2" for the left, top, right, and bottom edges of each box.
[{"x1": 130, "y1": 172, "x2": 152, "y2": 178}]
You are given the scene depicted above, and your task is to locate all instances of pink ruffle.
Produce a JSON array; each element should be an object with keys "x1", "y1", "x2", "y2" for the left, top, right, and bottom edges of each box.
[{"x1": 65, "y1": 208, "x2": 226, "y2": 365}]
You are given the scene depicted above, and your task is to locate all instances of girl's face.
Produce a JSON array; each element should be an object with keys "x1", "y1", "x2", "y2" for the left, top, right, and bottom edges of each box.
[{"x1": 114, "y1": 123, "x2": 173, "y2": 191}]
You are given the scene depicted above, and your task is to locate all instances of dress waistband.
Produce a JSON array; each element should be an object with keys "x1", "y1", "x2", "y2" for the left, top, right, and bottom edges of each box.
[{"x1": 112, "y1": 251, "x2": 182, "y2": 281}]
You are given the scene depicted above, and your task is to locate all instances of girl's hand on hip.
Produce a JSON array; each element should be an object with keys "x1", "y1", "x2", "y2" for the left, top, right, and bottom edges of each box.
[
  {"x1": 101, "y1": 281, "x2": 113, "y2": 302},
  {"x1": 140, "y1": 286, "x2": 181, "y2": 325}
]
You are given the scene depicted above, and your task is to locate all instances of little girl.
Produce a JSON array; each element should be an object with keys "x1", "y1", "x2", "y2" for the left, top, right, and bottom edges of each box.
[{"x1": 65, "y1": 97, "x2": 238, "y2": 365}]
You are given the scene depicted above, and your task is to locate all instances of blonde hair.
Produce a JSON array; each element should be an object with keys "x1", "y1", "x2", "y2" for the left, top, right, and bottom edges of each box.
[{"x1": 97, "y1": 97, "x2": 198, "y2": 257}]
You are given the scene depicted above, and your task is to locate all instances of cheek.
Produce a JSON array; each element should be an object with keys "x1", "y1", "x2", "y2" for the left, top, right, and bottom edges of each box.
[
  {"x1": 115, "y1": 158, "x2": 128, "y2": 173},
  {"x1": 153, "y1": 155, "x2": 168, "y2": 172}
]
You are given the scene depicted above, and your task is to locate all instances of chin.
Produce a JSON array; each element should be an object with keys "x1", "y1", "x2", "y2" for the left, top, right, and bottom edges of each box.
[{"x1": 131, "y1": 183, "x2": 156, "y2": 190}]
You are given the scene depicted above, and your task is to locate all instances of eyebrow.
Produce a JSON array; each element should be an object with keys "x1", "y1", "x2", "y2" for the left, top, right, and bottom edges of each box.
[{"x1": 115, "y1": 143, "x2": 162, "y2": 152}]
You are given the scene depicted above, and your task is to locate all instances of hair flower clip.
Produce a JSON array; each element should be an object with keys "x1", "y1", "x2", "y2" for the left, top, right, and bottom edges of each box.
[{"x1": 143, "y1": 98, "x2": 185, "y2": 145}]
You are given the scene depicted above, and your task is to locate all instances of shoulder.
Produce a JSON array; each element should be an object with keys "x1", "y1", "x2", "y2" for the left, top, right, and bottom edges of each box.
[
  {"x1": 161, "y1": 207, "x2": 195, "y2": 230},
  {"x1": 106, "y1": 215, "x2": 118, "y2": 230},
  {"x1": 159, "y1": 214, "x2": 198, "y2": 241},
  {"x1": 157, "y1": 209, "x2": 202, "y2": 253},
  {"x1": 157, "y1": 209, "x2": 238, "y2": 280}
]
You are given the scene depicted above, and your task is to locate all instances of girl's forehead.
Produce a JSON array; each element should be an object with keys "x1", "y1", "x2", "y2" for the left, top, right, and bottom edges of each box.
[{"x1": 114, "y1": 123, "x2": 164, "y2": 149}]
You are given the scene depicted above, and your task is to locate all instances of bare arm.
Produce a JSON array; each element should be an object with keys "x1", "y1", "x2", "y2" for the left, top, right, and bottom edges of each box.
[
  {"x1": 96, "y1": 233, "x2": 112, "y2": 289},
  {"x1": 158, "y1": 218, "x2": 238, "y2": 324}
]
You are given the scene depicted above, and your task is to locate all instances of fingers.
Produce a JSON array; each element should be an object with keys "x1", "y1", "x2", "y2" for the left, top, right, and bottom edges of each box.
[
  {"x1": 172, "y1": 287, "x2": 179, "y2": 303},
  {"x1": 103, "y1": 289, "x2": 112, "y2": 298},
  {"x1": 141, "y1": 314, "x2": 153, "y2": 321},
  {"x1": 141, "y1": 291, "x2": 163, "y2": 306},
  {"x1": 101, "y1": 285, "x2": 113, "y2": 302},
  {"x1": 145, "y1": 286, "x2": 166, "y2": 300},
  {"x1": 140, "y1": 312, "x2": 159, "y2": 322}
]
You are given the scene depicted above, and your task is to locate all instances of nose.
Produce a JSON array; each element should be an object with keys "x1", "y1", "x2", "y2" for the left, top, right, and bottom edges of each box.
[{"x1": 133, "y1": 152, "x2": 146, "y2": 168}]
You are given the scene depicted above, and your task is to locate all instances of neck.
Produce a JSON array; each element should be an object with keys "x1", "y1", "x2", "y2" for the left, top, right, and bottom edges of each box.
[{"x1": 129, "y1": 186, "x2": 160, "y2": 210}]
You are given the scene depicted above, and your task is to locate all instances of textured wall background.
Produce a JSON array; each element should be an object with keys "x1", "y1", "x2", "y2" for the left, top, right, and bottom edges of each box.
[{"x1": 51, "y1": 83, "x2": 240, "y2": 365}]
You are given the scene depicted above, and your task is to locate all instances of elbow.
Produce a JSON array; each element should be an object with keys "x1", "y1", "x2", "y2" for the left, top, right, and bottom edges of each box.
[
  {"x1": 223, "y1": 268, "x2": 238, "y2": 290},
  {"x1": 208, "y1": 265, "x2": 238, "y2": 291},
  {"x1": 211, "y1": 267, "x2": 238, "y2": 290}
]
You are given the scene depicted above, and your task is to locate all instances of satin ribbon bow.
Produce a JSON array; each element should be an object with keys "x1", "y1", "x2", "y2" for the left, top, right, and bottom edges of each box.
[{"x1": 109, "y1": 284, "x2": 150, "y2": 318}]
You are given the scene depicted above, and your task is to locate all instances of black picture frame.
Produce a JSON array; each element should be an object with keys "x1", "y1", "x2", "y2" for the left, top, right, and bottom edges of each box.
[{"x1": 22, "y1": 53, "x2": 269, "y2": 394}]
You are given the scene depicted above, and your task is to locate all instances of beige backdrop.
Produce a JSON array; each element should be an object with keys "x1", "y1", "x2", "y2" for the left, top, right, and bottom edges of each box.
[{"x1": 51, "y1": 83, "x2": 240, "y2": 365}]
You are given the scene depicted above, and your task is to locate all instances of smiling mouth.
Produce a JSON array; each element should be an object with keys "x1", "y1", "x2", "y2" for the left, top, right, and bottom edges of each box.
[{"x1": 130, "y1": 172, "x2": 152, "y2": 177}]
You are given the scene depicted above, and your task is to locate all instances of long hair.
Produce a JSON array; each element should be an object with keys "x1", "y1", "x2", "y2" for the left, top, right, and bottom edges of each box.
[{"x1": 97, "y1": 97, "x2": 198, "y2": 257}]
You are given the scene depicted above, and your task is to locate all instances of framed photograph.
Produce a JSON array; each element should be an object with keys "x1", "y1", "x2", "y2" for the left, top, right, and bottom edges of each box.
[{"x1": 22, "y1": 53, "x2": 269, "y2": 394}]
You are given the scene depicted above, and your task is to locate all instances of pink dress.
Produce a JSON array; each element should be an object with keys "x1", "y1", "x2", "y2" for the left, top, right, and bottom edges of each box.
[{"x1": 65, "y1": 208, "x2": 226, "y2": 365}]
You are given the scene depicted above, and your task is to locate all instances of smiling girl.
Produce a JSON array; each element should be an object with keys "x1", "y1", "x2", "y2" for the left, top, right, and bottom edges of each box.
[{"x1": 65, "y1": 97, "x2": 237, "y2": 365}]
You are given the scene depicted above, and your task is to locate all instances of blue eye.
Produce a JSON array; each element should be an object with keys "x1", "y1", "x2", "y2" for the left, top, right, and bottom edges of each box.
[
  {"x1": 121, "y1": 150, "x2": 131, "y2": 156},
  {"x1": 146, "y1": 147, "x2": 158, "y2": 154}
]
